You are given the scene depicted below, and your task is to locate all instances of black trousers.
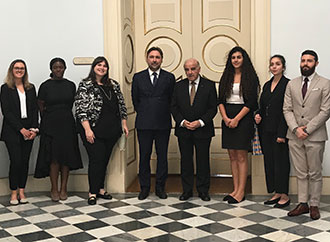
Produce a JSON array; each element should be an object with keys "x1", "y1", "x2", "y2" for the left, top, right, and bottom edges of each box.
[
  {"x1": 260, "y1": 132, "x2": 290, "y2": 194},
  {"x1": 83, "y1": 136, "x2": 118, "y2": 194},
  {"x1": 178, "y1": 136, "x2": 211, "y2": 194},
  {"x1": 5, "y1": 138, "x2": 33, "y2": 190},
  {"x1": 137, "y1": 129, "x2": 170, "y2": 191}
]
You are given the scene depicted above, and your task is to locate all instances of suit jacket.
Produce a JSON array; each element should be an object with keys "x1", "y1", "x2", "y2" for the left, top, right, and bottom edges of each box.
[
  {"x1": 283, "y1": 73, "x2": 330, "y2": 141},
  {"x1": 132, "y1": 68, "x2": 175, "y2": 130},
  {"x1": 171, "y1": 76, "x2": 217, "y2": 139},
  {"x1": 258, "y1": 76, "x2": 289, "y2": 138},
  {"x1": 0, "y1": 83, "x2": 38, "y2": 143}
]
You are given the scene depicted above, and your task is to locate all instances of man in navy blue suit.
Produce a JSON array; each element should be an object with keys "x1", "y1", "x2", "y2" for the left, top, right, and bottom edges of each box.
[{"x1": 132, "y1": 47, "x2": 176, "y2": 200}]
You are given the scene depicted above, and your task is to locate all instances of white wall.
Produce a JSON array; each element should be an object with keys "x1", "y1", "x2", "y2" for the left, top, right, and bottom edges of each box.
[
  {"x1": 0, "y1": 0, "x2": 104, "y2": 177},
  {"x1": 271, "y1": 0, "x2": 330, "y2": 175}
]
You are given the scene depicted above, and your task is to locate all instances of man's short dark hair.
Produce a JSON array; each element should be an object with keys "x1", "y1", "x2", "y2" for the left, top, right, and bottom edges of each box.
[
  {"x1": 301, "y1": 50, "x2": 318, "y2": 62},
  {"x1": 147, "y1": 47, "x2": 163, "y2": 58}
]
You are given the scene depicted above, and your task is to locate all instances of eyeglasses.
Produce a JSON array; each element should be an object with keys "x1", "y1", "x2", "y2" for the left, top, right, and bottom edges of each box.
[{"x1": 13, "y1": 67, "x2": 25, "y2": 71}]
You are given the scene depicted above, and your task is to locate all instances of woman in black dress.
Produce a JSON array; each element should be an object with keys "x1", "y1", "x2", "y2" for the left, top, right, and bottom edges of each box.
[
  {"x1": 255, "y1": 55, "x2": 290, "y2": 208},
  {"x1": 218, "y1": 47, "x2": 259, "y2": 204},
  {"x1": 0, "y1": 59, "x2": 38, "y2": 205},
  {"x1": 75, "y1": 56, "x2": 128, "y2": 205},
  {"x1": 35, "y1": 57, "x2": 82, "y2": 201}
]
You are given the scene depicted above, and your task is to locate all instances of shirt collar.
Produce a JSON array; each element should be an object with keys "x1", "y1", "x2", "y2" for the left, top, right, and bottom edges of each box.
[
  {"x1": 190, "y1": 75, "x2": 200, "y2": 85},
  {"x1": 303, "y1": 72, "x2": 316, "y2": 82},
  {"x1": 148, "y1": 68, "x2": 160, "y2": 77}
]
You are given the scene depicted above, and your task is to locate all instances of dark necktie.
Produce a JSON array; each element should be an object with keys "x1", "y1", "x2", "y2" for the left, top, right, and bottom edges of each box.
[
  {"x1": 302, "y1": 77, "x2": 308, "y2": 99},
  {"x1": 152, "y1": 72, "x2": 158, "y2": 86},
  {"x1": 190, "y1": 81, "x2": 196, "y2": 105}
]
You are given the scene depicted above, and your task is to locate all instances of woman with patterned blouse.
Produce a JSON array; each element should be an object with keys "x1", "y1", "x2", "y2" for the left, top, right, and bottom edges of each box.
[{"x1": 75, "y1": 56, "x2": 128, "y2": 205}]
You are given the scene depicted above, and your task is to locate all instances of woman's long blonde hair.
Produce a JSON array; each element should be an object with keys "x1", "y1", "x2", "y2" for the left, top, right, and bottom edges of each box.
[{"x1": 4, "y1": 59, "x2": 32, "y2": 89}]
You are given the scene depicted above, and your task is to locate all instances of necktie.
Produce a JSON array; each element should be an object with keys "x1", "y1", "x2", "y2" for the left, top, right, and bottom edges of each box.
[
  {"x1": 190, "y1": 81, "x2": 196, "y2": 105},
  {"x1": 302, "y1": 77, "x2": 308, "y2": 99},
  {"x1": 152, "y1": 72, "x2": 158, "y2": 86}
]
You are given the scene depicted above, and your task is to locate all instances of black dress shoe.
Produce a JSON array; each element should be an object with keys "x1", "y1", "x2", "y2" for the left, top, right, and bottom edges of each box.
[
  {"x1": 274, "y1": 199, "x2": 290, "y2": 208},
  {"x1": 138, "y1": 190, "x2": 149, "y2": 200},
  {"x1": 223, "y1": 194, "x2": 233, "y2": 201},
  {"x1": 179, "y1": 192, "x2": 193, "y2": 201},
  {"x1": 264, "y1": 197, "x2": 280, "y2": 205},
  {"x1": 88, "y1": 196, "x2": 97, "y2": 205},
  {"x1": 155, "y1": 190, "x2": 168, "y2": 199},
  {"x1": 228, "y1": 196, "x2": 245, "y2": 204},
  {"x1": 199, "y1": 193, "x2": 211, "y2": 201},
  {"x1": 96, "y1": 192, "x2": 112, "y2": 200}
]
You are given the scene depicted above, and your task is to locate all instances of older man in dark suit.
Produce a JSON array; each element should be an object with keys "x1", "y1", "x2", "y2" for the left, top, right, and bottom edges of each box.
[
  {"x1": 171, "y1": 58, "x2": 217, "y2": 201},
  {"x1": 132, "y1": 47, "x2": 176, "y2": 200}
]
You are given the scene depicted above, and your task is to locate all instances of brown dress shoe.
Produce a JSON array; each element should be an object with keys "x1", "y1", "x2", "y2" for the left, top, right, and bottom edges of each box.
[
  {"x1": 310, "y1": 206, "x2": 320, "y2": 220},
  {"x1": 288, "y1": 203, "x2": 309, "y2": 216}
]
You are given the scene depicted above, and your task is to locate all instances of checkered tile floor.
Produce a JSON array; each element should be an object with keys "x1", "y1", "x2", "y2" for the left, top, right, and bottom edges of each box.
[{"x1": 1, "y1": 193, "x2": 330, "y2": 241}]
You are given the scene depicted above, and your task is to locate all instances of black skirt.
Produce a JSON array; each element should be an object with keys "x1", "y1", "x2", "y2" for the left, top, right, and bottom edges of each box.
[{"x1": 222, "y1": 104, "x2": 254, "y2": 151}]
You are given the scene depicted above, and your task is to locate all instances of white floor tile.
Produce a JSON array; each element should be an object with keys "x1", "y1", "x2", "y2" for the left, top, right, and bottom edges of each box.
[
  {"x1": 62, "y1": 214, "x2": 96, "y2": 224},
  {"x1": 25, "y1": 213, "x2": 59, "y2": 224},
  {"x1": 101, "y1": 214, "x2": 135, "y2": 225},
  {"x1": 221, "y1": 207, "x2": 255, "y2": 217},
  {"x1": 172, "y1": 228, "x2": 211, "y2": 241},
  {"x1": 111, "y1": 205, "x2": 143, "y2": 214},
  {"x1": 216, "y1": 228, "x2": 256, "y2": 241},
  {"x1": 219, "y1": 217, "x2": 256, "y2": 229},
  {"x1": 86, "y1": 225, "x2": 125, "y2": 238},
  {"x1": 261, "y1": 218, "x2": 298, "y2": 230},
  {"x1": 5, "y1": 224, "x2": 41, "y2": 236},
  {"x1": 148, "y1": 205, "x2": 179, "y2": 215},
  {"x1": 140, "y1": 215, "x2": 173, "y2": 226},
  {"x1": 75, "y1": 205, "x2": 108, "y2": 214},
  {"x1": 185, "y1": 206, "x2": 217, "y2": 216},
  {"x1": 261, "y1": 230, "x2": 302, "y2": 241},
  {"x1": 45, "y1": 225, "x2": 82, "y2": 237},
  {"x1": 129, "y1": 227, "x2": 167, "y2": 240},
  {"x1": 41, "y1": 204, "x2": 73, "y2": 213},
  {"x1": 178, "y1": 216, "x2": 214, "y2": 227}
]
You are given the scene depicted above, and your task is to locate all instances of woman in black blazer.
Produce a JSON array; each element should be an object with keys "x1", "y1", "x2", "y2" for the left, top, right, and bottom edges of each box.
[
  {"x1": 0, "y1": 59, "x2": 38, "y2": 205},
  {"x1": 218, "y1": 46, "x2": 260, "y2": 204},
  {"x1": 255, "y1": 55, "x2": 290, "y2": 208}
]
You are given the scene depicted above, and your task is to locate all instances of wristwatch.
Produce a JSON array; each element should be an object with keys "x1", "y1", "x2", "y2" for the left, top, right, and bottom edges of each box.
[{"x1": 292, "y1": 127, "x2": 298, "y2": 134}]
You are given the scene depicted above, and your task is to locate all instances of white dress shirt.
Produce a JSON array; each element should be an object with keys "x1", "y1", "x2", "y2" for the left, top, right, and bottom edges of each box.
[
  {"x1": 148, "y1": 68, "x2": 160, "y2": 85},
  {"x1": 17, "y1": 89, "x2": 27, "y2": 119}
]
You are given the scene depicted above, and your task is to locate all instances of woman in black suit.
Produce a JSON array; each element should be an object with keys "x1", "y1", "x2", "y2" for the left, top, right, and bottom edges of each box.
[
  {"x1": 255, "y1": 55, "x2": 290, "y2": 208},
  {"x1": 0, "y1": 59, "x2": 38, "y2": 205},
  {"x1": 218, "y1": 47, "x2": 260, "y2": 204}
]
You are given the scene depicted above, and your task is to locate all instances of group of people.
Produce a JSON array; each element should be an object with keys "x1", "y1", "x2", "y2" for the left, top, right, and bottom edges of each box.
[
  {"x1": 1, "y1": 47, "x2": 329, "y2": 221},
  {"x1": 0, "y1": 57, "x2": 128, "y2": 206},
  {"x1": 132, "y1": 46, "x2": 330, "y2": 221}
]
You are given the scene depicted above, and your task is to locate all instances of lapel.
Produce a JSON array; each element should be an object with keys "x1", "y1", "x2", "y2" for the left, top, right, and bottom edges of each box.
[
  {"x1": 143, "y1": 69, "x2": 154, "y2": 90},
  {"x1": 182, "y1": 79, "x2": 190, "y2": 106},
  {"x1": 192, "y1": 76, "x2": 204, "y2": 106},
  {"x1": 293, "y1": 77, "x2": 304, "y2": 104},
  {"x1": 303, "y1": 73, "x2": 319, "y2": 103},
  {"x1": 11, "y1": 86, "x2": 20, "y2": 111}
]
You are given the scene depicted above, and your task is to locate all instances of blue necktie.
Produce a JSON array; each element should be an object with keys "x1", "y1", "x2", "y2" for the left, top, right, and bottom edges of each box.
[{"x1": 152, "y1": 72, "x2": 158, "y2": 86}]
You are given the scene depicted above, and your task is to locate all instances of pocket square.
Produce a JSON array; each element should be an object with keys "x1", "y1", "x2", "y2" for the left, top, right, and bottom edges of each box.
[{"x1": 312, "y1": 88, "x2": 320, "y2": 91}]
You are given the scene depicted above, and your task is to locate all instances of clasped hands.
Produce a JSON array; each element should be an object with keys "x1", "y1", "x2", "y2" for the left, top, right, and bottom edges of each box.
[
  {"x1": 20, "y1": 128, "x2": 37, "y2": 140},
  {"x1": 183, "y1": 120, "x2": 201, "y2": 130},
  {"x1": 295, "y1": 125, "x2": 308, "y2": 140},
  {"x1": 223, "y1": 117, "x2": 239, "y2": 129}
]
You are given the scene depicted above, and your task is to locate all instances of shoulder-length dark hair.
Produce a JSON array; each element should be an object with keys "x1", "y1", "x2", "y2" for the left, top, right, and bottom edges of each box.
[
  {"x1": 84, "y1": 56, "x2": 112, "y2": 86},
  {"x1": 4, "y1": 59, "x2": 32, "y2": 89},
  {"x1": 219, "y1": 46, "x2": 259, "y2": 101}
]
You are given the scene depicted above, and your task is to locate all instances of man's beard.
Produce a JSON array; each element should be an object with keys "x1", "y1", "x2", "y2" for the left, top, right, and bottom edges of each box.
[{"x1": 300, "y1": 64, "x2": 316, "y2": 77}]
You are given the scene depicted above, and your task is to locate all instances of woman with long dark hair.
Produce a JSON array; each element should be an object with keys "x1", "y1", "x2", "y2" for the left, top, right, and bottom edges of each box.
[
  {"x1": 255, "y1": 55, "x2": 290, "y2": 208},
  {"x1": 35, "y1": 57, "x2": 83, "y2": 201},
  {"x1": 0, "y1": 59, "x2": 38, "y2": 205},
  {"x1": 218, "y1": 46, "x2": 259, "y2": 204},
  {"x1": 75, "y1": 56, "x2": 128, "y2": 205}
]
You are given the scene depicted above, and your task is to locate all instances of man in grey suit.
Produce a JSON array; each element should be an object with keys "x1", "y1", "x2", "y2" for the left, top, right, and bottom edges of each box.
[{"x1": 283, "y1": 50, "x2": 330, "y2": 220}]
